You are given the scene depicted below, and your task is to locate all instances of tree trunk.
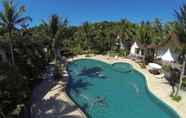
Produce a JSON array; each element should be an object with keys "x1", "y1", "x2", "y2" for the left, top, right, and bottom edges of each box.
[
  {"x1": 175, "y1": 60, "x2": 185, "y2": 96},
  {"x1": 0, "y1": 109, "x2": 7, "y2": 118},
  {"x1": 52, "y1": 38, "x2": 57, "y2": 64},
  {"x1": 143, "y1": 48, "x2": 146, "y2": 64},
  {"x1": 110, "y1": 38, "x2": 112, "y2": 51},
  {"x1": 171, "y1": 85, "x2": 175, "y2": 95},
  {"x1": 9, "y1": 40, "x2": 15, "y2": 66},
  {"x1": 8, "y1": 31, "x2": 15, "y2": 66}
]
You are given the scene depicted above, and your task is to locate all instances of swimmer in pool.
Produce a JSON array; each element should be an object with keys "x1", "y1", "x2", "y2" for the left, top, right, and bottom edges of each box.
[{"x1": 95, "y1": 96, "x2": 107, "y2": 107}]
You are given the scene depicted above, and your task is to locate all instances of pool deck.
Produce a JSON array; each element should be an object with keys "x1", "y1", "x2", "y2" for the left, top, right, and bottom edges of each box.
[
  {"x1": 68, "y1": 55, "x2": 186, "y2": 118},
  {"x1": 31, "y1": 69, "x2": 87, "y2": 118}
]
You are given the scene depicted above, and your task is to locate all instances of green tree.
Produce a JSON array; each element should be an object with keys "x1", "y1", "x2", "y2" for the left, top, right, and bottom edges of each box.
[
  {"x1": 73, "y1": 22, "x2": 95, "y2": 53},
  {"x1": 135, "y1": 21, "x2": 153, "y2": 64},
  {"x1": 42, "y1": 14, "x2": 68, "y2": 63},
  {"x1": 174, "y1": 3, "x2": 186, "y2": 97},
  {"x1": 151, "y1": 18, "x2": 164, "y2": 45},
  {"x1": 0, "y1": 0, "x2": 31, "y2": 66}
]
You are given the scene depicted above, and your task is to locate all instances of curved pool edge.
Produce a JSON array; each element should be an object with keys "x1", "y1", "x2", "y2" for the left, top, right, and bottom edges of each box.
[
  {"x1": 132, "y1": 69, "x2": 181, "y2": 118},
  {"x1": 63, "y1": 91, "x2": 88, "y2": 118},
  {"x1": 67, "y1": 56, "x2": 182, "y2": 118},
  {"x1": 63, "y1": 66, "x2": 88, "y2": 118},
  {"x1": 130, "y1": 67, "x2": 182, "y2": 118}
]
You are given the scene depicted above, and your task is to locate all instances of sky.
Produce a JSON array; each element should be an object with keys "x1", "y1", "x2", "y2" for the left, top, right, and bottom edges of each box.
[{"x1": 4, "y1": 0, "x2": 186, "y2": 26}]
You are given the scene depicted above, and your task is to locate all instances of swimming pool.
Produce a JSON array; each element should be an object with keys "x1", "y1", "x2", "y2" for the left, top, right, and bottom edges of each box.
[{"x1": 67, "y1": 59, "x2": 180, "y2": 118}]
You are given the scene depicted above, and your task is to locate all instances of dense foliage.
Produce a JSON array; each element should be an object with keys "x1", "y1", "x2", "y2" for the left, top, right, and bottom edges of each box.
[{"x1": 0, "y1": 0, "x2": 186, "y2": 118}]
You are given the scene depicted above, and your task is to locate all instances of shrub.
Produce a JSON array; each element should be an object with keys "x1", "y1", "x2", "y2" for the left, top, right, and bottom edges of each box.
[
  {"x1": 85, "y1": 54, "x2": 92, "y2": 57},
  {"x1": 162, "y1": 65, "x2": 172, "y2": 72},
  {"x1": 182, "y1": 77, "x2": 186, "y2": 88},
  {"x1": 71, "y1": 47, "x2": 83, "y2": 55},
  {"x1": 170, "y1": 95, "x2": 182, "y2": 102},
  {"x1": 139, "y1": 63, "x2": 146, "y2": 69}
]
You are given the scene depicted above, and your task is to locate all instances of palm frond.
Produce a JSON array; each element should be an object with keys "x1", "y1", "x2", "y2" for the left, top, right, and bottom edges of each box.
[
  {"x1": 13, "y1": 5, "x2": 26, "y2": 21},
  {"x1": 15, "y1": 16, "x2": 32, "y2": 25},
  {"x1": 0, "y1": 12, "x2": 7, "y2": 24}
]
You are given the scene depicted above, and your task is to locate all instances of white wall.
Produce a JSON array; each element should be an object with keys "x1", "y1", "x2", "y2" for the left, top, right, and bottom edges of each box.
[{"x1": 157, "y1": 48, "x2": 179, "y2": 61}]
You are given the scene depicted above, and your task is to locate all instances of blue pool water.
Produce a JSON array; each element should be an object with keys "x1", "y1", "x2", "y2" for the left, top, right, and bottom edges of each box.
[{"x1": 67, "y1": 59, "x2": 180, "y2": 118}]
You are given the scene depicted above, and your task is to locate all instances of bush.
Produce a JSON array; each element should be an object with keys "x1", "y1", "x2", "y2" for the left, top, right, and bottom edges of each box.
[
  {"x1": 162, "y1": 65, "x2": 172, "y2": 72},
  {"x1": 170, "y1": 95, "x2": 182, "y2": 102},
  {"x1": 85, "y1": 54, "x2": 92, "y2": 57},
  {"x1": 107, "y1": 50, "x2": 129, "y2": 57},
  {"x1": 108, "y1": 51, "x2": 118, "y2": 57},
  {"x1": 182, "y1": 77, "x2": 186, "y2": 87},
  {"x1": 118, "y1": 50, "x2": 129, "y2": 56},
  {"x1": 71, "y1": 47, "x2": 83, "y2": 55},
  {"x1": 139, "y1": 63, "x2": 146, "y2": 69}
]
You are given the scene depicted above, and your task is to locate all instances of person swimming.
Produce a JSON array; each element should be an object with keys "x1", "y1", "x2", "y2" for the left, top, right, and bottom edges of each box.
[{"x1": 95, "y1": 96, "x2": 107, "y2": 107}]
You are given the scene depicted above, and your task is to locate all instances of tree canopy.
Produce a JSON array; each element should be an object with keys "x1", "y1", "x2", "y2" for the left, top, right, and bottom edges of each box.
[{"x1": 0, "y1": 0, "x2": 186, "y2": 118}]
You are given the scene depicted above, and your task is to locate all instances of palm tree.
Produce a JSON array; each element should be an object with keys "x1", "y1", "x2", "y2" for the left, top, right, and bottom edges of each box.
[
  {"x1": 73, "y1": 22, "x2": 95, "y2": 53},
  {"x1": 174, "y1": 3, "x2": 186, "y2": 97},
  {"x1": 120, "y1": 19, "x2": 136, "y2": 52},
  {"x1": 0, "y1": 0, "x2": 31, "y2": 66},
  {"x1": 42, "y1": 14, "x2": 68, "y2": 63},
  {"x1": 135, "y1": 21, "x2": 153, "y2": 64},
  {"x1": 169, "y1": 68, "x2": 180, "y2": 96},
  {"x1": 81, "y1": 22, "x2": 94, "y2": 52},
  {"x1": 151, "y1": 18, "x2": 164, "y2": 44},
  {"x1": 0, "y1": 108, "x2": 6, "y2": 118}
]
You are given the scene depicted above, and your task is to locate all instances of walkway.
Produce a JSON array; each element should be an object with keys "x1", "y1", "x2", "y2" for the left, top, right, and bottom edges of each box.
[{"x1": 30, "y1": 66, "x2": 86, "y2": 118}]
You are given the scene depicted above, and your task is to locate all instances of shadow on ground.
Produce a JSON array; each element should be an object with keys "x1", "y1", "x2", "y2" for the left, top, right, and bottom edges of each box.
[
  {"x1": 31, "y1": 97, "x2": 82, "y2": 118},
  {"x1": 30, "y1": 64, "x2": 79, "y2": 118}
]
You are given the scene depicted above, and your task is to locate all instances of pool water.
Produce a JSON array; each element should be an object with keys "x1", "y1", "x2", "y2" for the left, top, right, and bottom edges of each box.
[{"x1": 67, "y1": 59, "x2": 180, "y2": 118}]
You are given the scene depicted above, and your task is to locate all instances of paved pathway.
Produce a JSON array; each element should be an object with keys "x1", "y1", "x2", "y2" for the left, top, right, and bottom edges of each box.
[{"x1": 30, "y1": 66, "x2": 86, "y2": 118}]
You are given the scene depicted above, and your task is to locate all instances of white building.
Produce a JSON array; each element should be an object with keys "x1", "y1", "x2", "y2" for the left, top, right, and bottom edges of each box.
[
  {"x1": 156, "y1": 33, "x2": 181, "y2": 62},
  {"x1": 129, "y1": 41, "x2": 143, "y2": 57}
]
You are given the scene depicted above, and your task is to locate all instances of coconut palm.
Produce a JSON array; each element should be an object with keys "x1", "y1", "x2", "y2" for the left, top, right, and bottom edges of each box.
[
  {"x1": 135, "y1": 21, "x2": 153, "y2": 64},
  {"x1": 120, "y1": 19, "x2": 136, "y2": 52},
  {"x1": 42, "y1": 14, "x2": 68, "y2": 63},
  {"x1": 174, "y1": 3, "x2": 186, "y2": 97},
  {"x1": 73, "y1": 22, "x2": 95, "y2": 53},
  {"x1": 0, "y1": 108, "x2": 6, "y2": 118},
  {"x1": 0, "y1": 0, "x2": 31, "y2": 66},
  {"x1": 151, "y1": 18, "x2": 164, "y2": 45}
]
